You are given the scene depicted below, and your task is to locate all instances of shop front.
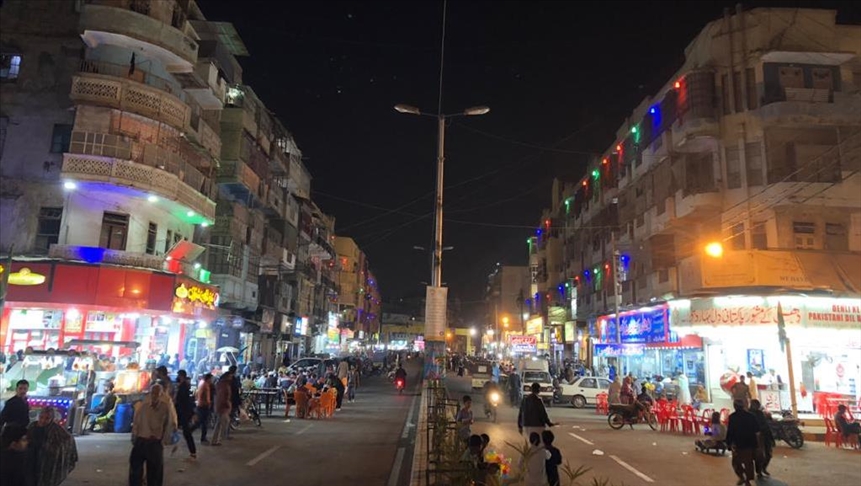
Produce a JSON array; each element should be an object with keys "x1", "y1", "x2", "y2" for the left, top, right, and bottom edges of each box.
[
  {"x1": 670, "y1": 295, "x2": 861, "y2": 412},
  {"x1": 592, "y1": 304, "x2": 706, "y2": 387},
  {"x1": 1, "y1": 261, "x2": 218, "y2": 394}
]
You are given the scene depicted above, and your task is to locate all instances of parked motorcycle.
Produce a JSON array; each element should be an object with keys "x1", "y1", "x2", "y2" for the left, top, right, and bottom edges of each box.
[
  {"x1": 769, "y1": 413, "x2": 804, "y2": 449},
  {"x1": 607, "y1": 403, "x2": 658, "y2": 430}
]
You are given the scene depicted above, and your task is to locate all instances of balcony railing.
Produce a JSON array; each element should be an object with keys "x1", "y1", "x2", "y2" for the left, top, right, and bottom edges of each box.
[
  {"x1": 78, "y1": 59, "x2": 180, "y2": 98},
  {"x1": 71, "y1": 73, "x2": 189, "y2": 131},
  {"x1": 218, "y1": 160, "x2": 262, "y2": 196},
  {"x1": 62, "y1": 138, "x2": 216, "y2": 221},
  {"x1": 81, "y1": 2, "x2": 198, "y2": 67}
]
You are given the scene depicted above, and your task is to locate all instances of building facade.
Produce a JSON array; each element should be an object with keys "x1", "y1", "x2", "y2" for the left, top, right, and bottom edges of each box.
[
  {"x1": 0, "y1": 0, "x2": 379, "y2": 373},
  {"x1": 533, "y1": 7, "x2": 861, "y2": 411}
]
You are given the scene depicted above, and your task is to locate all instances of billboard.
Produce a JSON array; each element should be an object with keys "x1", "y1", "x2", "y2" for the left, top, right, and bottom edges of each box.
[
  {"x1": 509, "y1": 335, "x2": 537, "y2": 353},
  {"x1": 424, "y1": 286, "x2": 448, "y2": 342}
]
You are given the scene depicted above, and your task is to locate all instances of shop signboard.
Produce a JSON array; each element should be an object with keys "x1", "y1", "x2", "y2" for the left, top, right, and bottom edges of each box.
[
  {"x1": 525, "y1": 317, "x2": 543, "y2": 335},
  {"x1": 510, "y1": 335, "x2": 537, "y2": 353},
  {"x1": 599, "y1": 306, "x2": 668, "y2": 344},
  {"x1": 172, "y1": 280, "x2": 219, "y2": 317},
  {"x1": 564, "y1": 322, "x2": 576, "y2": 344},
  {"x1": 700, "y1": 251, "x2": 813, "y2": 288},
  {"x1": 677, "y1": 296, "x2": 861, "y2": 329},
  {"x1": 260, "y1": 308, "x2": 275, "y2": 334},
  {"x1": 594, "y1": 343, "x2": 645, "y2": 357}
]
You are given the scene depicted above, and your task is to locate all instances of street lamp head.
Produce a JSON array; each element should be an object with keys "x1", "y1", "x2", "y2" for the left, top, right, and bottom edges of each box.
[
  {"x1": 463, "y1": 106, "x2": 490, "y2": 116},
  {"x1": 394, "y1": 104, "x2": 421, "y2": 115},
  {"x1": 470, "y1": 327, "x2": 477, "y2": 336},
  {"x1": 704, "y1": 241, "x2": 724, "y2": 258}
]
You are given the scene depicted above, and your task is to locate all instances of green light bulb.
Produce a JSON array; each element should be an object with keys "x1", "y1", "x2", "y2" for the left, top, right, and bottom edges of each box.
[{"x1": 631, "y1": 126, "x2": 638, "y2": 134}]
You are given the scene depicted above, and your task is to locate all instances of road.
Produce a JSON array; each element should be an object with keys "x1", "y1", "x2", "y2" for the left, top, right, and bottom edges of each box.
[
  {"x1": 64, "y1": 360, "x2": 423, "y2": 486},
  {"x1": 452, "y1": 374, "x2": 861, "y2": 486}
]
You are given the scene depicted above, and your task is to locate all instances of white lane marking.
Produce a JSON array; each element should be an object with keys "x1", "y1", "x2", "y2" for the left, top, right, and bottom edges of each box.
[
  {"x1": 402, "y1": 393, "x2": 419, "y2": 439},
  {"x1": 387, "y1": 447, "x2": 406, "y2": 486},
  {"x1": 246, "y1": 445, "x2": 280, "y2": 466},
  {"x1": 609, "y1": 454, "x2": 655, "y2": 483},
  {"x1": 568, "y1": 432, "x2": 594, "y2": 445},
  {"x1": 296, "y1": 424, "x2": 313, "y2": 435}
]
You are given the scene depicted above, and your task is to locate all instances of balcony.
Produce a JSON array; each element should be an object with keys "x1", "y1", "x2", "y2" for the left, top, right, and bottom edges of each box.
[
  {"x1": 78, "y1": 59, "x2": 180, "y2": 97},
  {"x1": 673, "y1": 188, "x2": 721, "y2": 223},
  {"x1": 79, "y1": 2, "x2": 198, "y2": 71},
  {"x1": 209, "y1": 273, "x2": 258, "y2": 311},
  {"x1": 263, "y1": 186, "x2": 285, "y2": 219},
  {"x1": 186, "y1": 114, "x2": 221, "y2": 160},
  {"x1": 753, "y1": 91, "x2": 861, "y2": 127},
  {"x1": 62, "y1": 135, "x2": 216, "y2": 221},
  {"x1": 670, "y1": 116, "x2": 719, "y2": 152},
  {"x1": 650, "y1": 197, "x2": 676, "y2": 234},
  {"x1": 70, "y1": 72, "x2": 189, "y2": 132},
  {"x1": 217, "y1": 160, "x2": 264, "y2": 206},
  {"x1": 49, "y1": 244, "x2": 166, "y2": 272}
]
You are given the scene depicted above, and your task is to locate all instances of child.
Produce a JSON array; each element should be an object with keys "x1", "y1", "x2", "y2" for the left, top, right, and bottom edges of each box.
[
  {"x1": 456, "y1": 395, "x2": 474, "y2": 443},
  {"x1": 523, "y1": 432, "x2": 549, "y2": 486},
  {"x1": 543, "y1": 430, "x2": 562, "y2": 486}
]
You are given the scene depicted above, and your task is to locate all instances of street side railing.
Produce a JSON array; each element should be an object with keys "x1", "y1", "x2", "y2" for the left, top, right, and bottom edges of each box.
[{"x1": 424, "y1": 380, "x2": 473, "y2": 486}]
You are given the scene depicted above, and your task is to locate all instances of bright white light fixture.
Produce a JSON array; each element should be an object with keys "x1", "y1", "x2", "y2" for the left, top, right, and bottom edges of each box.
[
  {"x1": 201, "y1": 221, "x2": 210, "y2": 228},
  {"x1": 63, "y1": 181, "x2": 77, "y2": 190},
  {"x1": 147, "y1": 195, "x2": 158, "y2": 203},
  {"x1": 186, "y1": 210, "x2": 196, "y2": 217}
]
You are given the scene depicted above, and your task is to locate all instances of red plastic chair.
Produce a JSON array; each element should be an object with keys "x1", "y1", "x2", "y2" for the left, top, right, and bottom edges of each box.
[
  {"x1": 699, "y1": 408, "x2": 714, "y2": 430},
  {"x1": 824, "y1": 417, "x2": 844, "y2": 448},
  {"x1": 681, "y1": 406, "x2": 700, "y2": 435},
  {"x1": 719, "y1": 408, "x2": 730, "y2": 425}
]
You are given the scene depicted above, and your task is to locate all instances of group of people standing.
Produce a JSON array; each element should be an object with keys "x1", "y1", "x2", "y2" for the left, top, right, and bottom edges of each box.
[{"x1": 0, "y1": 379, "x2": 79, "y2": 486}]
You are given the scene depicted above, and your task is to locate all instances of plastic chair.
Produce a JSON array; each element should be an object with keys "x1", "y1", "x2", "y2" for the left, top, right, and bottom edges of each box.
[
  {"x1": 699, "y1": 408, "x2": 714, "y2": 430},
  {"x1": 596, "y1": 393, "x2": 609, "y2": 415},
  {"x1": 682, "y1": 407, "x2": 700, "y2": 435},
  {"x1": 824, "y1": 417, "x2": 843, "y2": 448},
  {"x1": 719, "y1": 408, "x2": 730, "y2": 425},
  {"x1": 294, "y1": 391, "x2": 309, "y2": 419}
]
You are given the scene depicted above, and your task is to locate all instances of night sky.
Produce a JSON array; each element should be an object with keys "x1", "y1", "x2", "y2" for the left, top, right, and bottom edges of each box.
[{"x1": 202, "y1": 1, "x2": 858, "y2": 322}]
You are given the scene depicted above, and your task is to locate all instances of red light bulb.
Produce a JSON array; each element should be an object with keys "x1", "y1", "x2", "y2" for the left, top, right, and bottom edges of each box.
[
  {"x1": 674, "y1": 81, "x2": 681, "y2": 89},
  {"x1": 616, "y1": 144, "x2": 622, "y2": 152},
  {"x1": 602, "y1": 158, "x2": 608, "y2": 165},
  {"x1": 582, "y1": 180, "x2": 587, "y2": 187}
]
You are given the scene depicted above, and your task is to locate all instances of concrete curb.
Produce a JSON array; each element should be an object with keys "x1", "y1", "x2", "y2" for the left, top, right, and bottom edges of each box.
[{"x1": 409, "y1": 383, "x2": 429, "y2": 486}]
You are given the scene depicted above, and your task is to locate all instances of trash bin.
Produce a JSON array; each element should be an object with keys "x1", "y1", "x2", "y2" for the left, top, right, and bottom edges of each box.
[{"x1": 114, "y1": 403, "x2": 133, "y2": 433}]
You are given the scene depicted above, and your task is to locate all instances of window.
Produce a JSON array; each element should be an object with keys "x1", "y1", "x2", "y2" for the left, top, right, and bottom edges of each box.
[
  {"x1": 730, "y1": 223, "x2": 745, "y2": 250},
  {"x1": 146, "y1": 222, "x2": 158, "y2": 255},
  {"x1": 778, "y1": 66, "x2": 804, "y2": 90},
  {"x1": 793, "y1": 222, "x2": 815, "y2": 249},
  {"x1": 745, "y1": 142, "x2": 763, "y2": 186},
  {"x1": 50, "y1": 124, "x2": 72, "y2": 153},
  {"x1": 579, "y1": 378, "x2": 596, "y2": 388},
  {"x1": 165, "y1": 230, "x2": 173, "y2": 253},
  {"x1": 99, "y1": 212, "x2": 129, "y2": 250},
  {"x1": 811, "y1": 68, "x2": 833, "y2": 90},
  {"x1": 745, "y1": 68, "x2": 758, "y2": 110},
  {"x1": 726, "y1": 145, "x2": 741, "y2": 189},
  {"x1": 825, "y1": 223, "x2": 847, "y2": 251},
  {"x1": 721, "y1": 74, "x2": 731, "y2": 115},
  {"x1": 35, "y1": 207, "x2": 63, "y2": 253},
  {"x1": 751, "y1": 221, "x2": 767, "y2": 250},
  {"x1": 0, "y1": 54, "x2": 21, "y2": 81},
  {"x1": 174, "y1": 232, "x2": 183, "y2": 245}
]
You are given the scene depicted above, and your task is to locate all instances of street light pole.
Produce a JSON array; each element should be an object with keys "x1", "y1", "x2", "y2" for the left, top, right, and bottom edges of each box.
[{"x1": 433, "y1": 114, "x2": 445, "y2": 287}]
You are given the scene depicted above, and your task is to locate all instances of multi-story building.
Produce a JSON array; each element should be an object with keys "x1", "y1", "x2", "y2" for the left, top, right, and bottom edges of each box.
[
  {"x1": 333, "y1": 235, "x2": 381, "y2": 347},
  {"x1": 0, "y1": 0, "x2": 227, "y2": 366},
  {"x1": 0, "y1": 0, "x2": 359, "y2": 372},
  {"x1": 485, "y1": 264, "x2": 531, "y2": 352},
  {"x1": 556, "y1": 7, "x2": 860, "y2": 410}
]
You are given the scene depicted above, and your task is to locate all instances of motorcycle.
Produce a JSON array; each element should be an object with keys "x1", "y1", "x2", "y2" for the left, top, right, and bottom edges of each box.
[
  {"x1": 607, "y1": 402, "x2": 658, "y2": 430},
  {"x1": 484, "y1": 390, "x2": 500, "y2": 423},
  {"x1": 768, "y1": 413, "x2": 804, "y2": 449},
  {"x1": 395, "y1": 377, "x2": 405, "y2": 394}
]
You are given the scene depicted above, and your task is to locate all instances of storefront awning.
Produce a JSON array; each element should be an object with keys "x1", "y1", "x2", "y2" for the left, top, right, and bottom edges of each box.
[{"x1": 794, "y1": 253, "x2": 861, "y2": 295}]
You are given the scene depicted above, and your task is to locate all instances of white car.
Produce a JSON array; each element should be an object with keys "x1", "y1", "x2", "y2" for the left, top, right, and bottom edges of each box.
[
  {"x1": 521, "y1": 370, "x2": 555, "y2": 406},
  {"x1": 557, "y1": 376, "x2": 612, "y2": 408}
]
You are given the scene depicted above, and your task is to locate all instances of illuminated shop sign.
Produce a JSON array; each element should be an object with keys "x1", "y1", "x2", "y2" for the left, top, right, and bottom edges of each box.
[{"x1": 174, "y1": 283, "x2": 219, "y2": 309}]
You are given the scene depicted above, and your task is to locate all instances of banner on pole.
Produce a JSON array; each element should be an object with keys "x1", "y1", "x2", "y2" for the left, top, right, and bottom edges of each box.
[{"x1": 425, "y1": 286, "x2": 448, "y2": 342}]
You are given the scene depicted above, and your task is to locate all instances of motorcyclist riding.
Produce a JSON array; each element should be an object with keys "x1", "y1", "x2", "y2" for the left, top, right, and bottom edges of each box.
[
  {"x1": 482, "y1": 380, "x2": 502, "y2": 417},
  {"x1": 394, "y1": 364, "x2": 407, "y2": 388}
]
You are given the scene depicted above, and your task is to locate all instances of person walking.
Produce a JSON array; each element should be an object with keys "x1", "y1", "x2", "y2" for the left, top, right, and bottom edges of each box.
[
  {"x1": 211, "y1": 371, "x2": 233, "y2": 446},
  {"x1": 522, "y1": 432, "x2": 548, "y2": 486},
  {"x1": 129, "y1": 383, "x2": 176, "y2": 486},
  {"x1": 749, "y1": 399, "x2": 774, "y2": 478},
  {"x1": 195, "y1": 373, "x2": 213, "y2": 443},
  {"x1": 726, "y1": 399, "x2": 759, "y2": 486},
  {"x1": 27, "y1": 406, "x2": 78, "y2": 486},
  {"x1": 508, "y1": 371, "x2": 522, "y2": 407},
  {"x1": 746, "y1": 372, "x2": 759, "y2": 402},
  {"x1": 0, "y1": 379, "x2": 30, "y2": 429},
  {"x1": 608, "y1": 376, "x2": 622, "y2": 404},
  {"x1": 542, "y1": 430, "x2": 562, "y2": 486},
  {"x1": 0, "y1": 423, "x2": 29, "y2": 485},
  {"x1": 347, "y1": 365, "x2": 359, "y2": 403},
  {"x1": 731, "y1": 375, "x2": 752, "y2": 410},
  {"x1": 173, "y1": 370, "x2": 197, "y2": 460},
  {"x1": 518, "y1": 383, "x2": 558, "y2": 439}
]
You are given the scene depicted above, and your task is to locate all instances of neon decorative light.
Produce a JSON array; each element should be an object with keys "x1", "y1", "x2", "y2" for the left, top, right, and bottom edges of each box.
[{"x1": 8, "y1": 267, "x2": 47, "y2": 286}]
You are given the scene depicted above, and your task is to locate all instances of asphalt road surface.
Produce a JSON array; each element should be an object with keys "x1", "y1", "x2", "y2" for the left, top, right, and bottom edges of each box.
[
  {"x1": 452, "y1": 374, "x2": 861, "y2": 486},
  {"x1": 64, "y1": 359, "x2": 423, "y2": 486}
]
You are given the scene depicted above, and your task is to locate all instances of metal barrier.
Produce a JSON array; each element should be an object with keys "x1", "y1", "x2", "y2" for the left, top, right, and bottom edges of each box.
[{"x1": 424, "y1": 380, "x2": 475, "y2": 486}]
